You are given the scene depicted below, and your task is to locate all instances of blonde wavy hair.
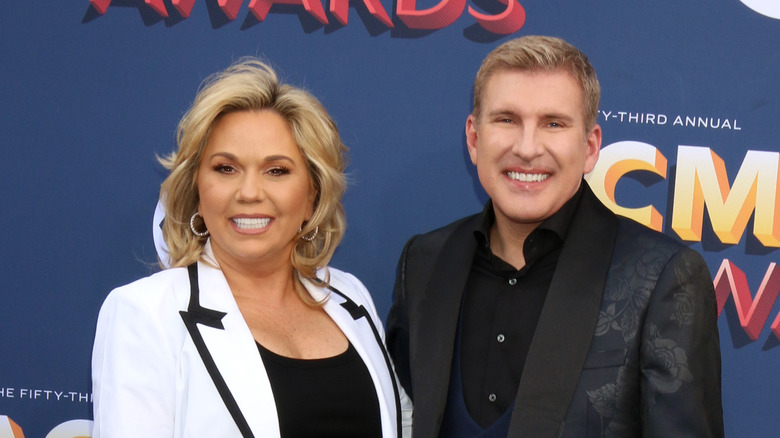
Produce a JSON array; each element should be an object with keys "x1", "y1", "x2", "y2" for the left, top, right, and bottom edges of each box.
[
  {"x1": 158, "y1": 58, "x2": 347, "y2": 303},
  {"x1": 473, "y1": 35, "x2": 601, "y2": 131}
]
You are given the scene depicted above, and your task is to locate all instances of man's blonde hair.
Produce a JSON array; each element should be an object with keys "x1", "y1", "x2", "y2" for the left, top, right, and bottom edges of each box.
[{"x1": 473, "y1": 35, "x2": 600, "y2": 130}]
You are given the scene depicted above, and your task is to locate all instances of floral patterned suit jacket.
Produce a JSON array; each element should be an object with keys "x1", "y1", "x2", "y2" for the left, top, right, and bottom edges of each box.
[{"x1": 386, "y1": 182, "x2": 724, "y2": 438}]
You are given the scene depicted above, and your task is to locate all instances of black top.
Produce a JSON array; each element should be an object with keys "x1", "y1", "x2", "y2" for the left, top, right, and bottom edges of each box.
[
  {"x1": 460, "y1": 186, "x2": 583, "y2": 428},
  {"x1": 257, "y1": 341, "x2": 382, "y2": 438}
]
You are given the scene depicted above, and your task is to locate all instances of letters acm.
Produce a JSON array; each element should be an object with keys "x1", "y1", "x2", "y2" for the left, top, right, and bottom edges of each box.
[{"x1": 587, "y1": 142, "x2": 780, "y2": 248}]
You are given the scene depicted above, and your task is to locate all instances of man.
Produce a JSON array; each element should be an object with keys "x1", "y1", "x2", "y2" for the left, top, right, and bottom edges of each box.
[{"x1": 386, "y1": 36, "x2": 724, "y2": 437}]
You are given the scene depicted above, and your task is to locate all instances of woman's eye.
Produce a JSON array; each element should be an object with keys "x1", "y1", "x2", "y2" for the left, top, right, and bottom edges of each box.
[
  {"x1": 214, "y1": 164, "x2": 235, "y2": 174},
  {"x1": 267, "y1": 166, "x2": 291, "y2": 176}
]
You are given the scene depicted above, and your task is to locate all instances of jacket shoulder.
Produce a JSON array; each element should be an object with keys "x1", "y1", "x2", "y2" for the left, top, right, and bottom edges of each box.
[
  {"x1": 325, "y1": 267, "x2": 374, "y2": 308},
  {"x1": 404, "y1": 213, "x2": 481, "y2": 258},
  {"x1": 99, "y1": 267, "x2": 191, "y2": 322},
  {"x1": 614, "y1": 215, "x2": 691, "y2": 255}
]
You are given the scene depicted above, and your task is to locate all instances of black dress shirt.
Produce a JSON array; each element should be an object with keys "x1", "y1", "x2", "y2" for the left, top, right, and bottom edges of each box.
[{"x1": 460, "y1": 186, "x2": 583, "y2": 428}]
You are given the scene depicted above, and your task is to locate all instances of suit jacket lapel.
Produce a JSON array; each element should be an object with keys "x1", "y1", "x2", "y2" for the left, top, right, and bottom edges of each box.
[
  {"x1": 413, "y1": 216, "x2": 481, "y2": 437},
  {"x1": 191, "y1": 262, "x2": 281, "y2": 437},
  {"x1": 508, "y1": 185, "x2": 617, "y2": 437}
]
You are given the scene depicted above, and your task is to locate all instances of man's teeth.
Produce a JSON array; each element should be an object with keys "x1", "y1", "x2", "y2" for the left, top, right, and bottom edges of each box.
[
  {"x1": 507, "y1": 171, "x2": 549, "y2": 182},
  {"x1": 232, "y1": 218, "x2": 271, "y2": 229}
]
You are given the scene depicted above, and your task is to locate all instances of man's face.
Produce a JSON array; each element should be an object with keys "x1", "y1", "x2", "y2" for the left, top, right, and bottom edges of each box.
[{"x1": 466, "y1": 69, "x2": 601, "y2": 232}]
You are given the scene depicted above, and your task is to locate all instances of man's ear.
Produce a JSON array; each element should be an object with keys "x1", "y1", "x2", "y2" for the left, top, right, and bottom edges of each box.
[
  {"x1": 583, "y1": 123, "x2": 602, "y2": 174},
  {"x1": 466, "y1": 114, "x2": 479, "y2": 165}
]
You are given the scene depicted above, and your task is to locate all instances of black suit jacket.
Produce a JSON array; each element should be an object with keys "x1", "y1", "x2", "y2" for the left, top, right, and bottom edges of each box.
[{"x1": 386, "y1": 184, "x2": 724, "y2": 438}]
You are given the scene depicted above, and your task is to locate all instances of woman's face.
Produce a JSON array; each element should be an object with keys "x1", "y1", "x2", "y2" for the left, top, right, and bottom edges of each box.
[{"x1": 196, "y1": 109, "x2": 314, "y2": 272}]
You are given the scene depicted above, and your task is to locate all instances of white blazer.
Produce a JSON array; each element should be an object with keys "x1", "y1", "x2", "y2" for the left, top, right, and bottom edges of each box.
[{"x1": 92, "y1": 252, "x2": 412, "y2": 437}]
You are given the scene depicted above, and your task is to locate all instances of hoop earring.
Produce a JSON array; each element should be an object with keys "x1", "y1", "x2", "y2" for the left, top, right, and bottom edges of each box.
[
  {"x1": 300, "y1": 226, "x2": 318, "y2": 242},
  {"x1": 190, "y1": 212, "x2": 209, "y2": 237}
]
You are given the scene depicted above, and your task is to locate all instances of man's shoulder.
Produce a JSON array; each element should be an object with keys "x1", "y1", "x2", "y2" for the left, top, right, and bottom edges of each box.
[
  {"x1": 405, "y1": 213, "x2": 482, "y2": 254},
  {"x1": 613, "y1": 214, "x2": 691, "y2": 258},
  {"x1": 580, "y1": 184, "x2": 687, "y2": 255}
]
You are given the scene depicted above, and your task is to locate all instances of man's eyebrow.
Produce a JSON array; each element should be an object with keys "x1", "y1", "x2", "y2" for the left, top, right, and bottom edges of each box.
[
  {"x1": 485, "y1": 108, "x2": 520, "y2": 119},
  {"x1": 541, "y1": 112, "x2": 576, "y2": 121}
]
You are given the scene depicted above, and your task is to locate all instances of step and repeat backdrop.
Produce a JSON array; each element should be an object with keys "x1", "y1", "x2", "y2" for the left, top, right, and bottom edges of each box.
[{"x1": 2, "y1": 0, "x2": 779, "y2": 436}]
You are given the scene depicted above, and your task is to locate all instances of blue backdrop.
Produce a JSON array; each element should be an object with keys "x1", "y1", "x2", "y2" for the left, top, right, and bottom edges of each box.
[{"x1": 2, "y1": 1, "x2": 779, "y2": 436}]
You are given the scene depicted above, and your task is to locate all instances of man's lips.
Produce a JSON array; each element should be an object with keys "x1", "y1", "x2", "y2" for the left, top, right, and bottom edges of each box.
[{"x1": 506, "y1": 171, "x2": 550, "y2": 182}]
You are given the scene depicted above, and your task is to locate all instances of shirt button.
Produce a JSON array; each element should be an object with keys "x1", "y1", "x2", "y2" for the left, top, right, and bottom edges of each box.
[
  {"x1": 508, "y1": 278, "x2": 517, "y2": 285},
  {"x1": 488, "y1": 393, "x2": 497, "y2": 402},
  {"x1": 497, "y1": 334, "x2": 505, "y2": 343}
]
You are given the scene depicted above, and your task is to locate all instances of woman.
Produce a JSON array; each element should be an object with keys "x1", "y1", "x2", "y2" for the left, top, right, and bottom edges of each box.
[{"x1": 91, "y1": 59, "x2": 412, "y2": 437}]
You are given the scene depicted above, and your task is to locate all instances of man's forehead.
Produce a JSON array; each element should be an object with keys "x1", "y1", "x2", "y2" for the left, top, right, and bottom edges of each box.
[
  {"x1": 481, "y1": 69, "x2": 585, "y2": 117},
  {"x1": 484, "y1": 67, "x2": 579, "y2": 89}
]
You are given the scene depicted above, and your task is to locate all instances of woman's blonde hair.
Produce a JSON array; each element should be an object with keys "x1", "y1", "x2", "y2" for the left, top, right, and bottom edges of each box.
[{"x1": 158, "y1": 58, "x2": 347, "y2": 302}]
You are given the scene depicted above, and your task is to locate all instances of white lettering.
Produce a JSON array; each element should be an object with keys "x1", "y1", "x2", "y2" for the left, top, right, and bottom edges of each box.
[{"x1": 602, "y1": 111, "x2": 738, "y2": 130}]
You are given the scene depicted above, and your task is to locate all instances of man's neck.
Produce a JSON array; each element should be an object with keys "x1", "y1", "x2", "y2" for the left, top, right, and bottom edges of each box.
[{"x1": 488, "y1": 217, "x2": 539, "y2": 270}]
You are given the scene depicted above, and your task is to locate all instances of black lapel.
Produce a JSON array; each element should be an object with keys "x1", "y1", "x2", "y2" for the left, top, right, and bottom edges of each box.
[
  {"x1": 411, "y1": 216, "x2": 480, "y2": 438},
  {"x1": 507, "y1": 185, "x2": 617, "y2": 437},
  {"x1": 179, "y1": 263, "x2": 254, "y2": 438}
]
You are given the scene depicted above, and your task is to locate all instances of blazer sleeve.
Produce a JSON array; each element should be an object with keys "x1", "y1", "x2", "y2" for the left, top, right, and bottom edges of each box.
[
  {"x1": 386, "y1": 236, "x2": 414, "y2": 402},
  {"x1": 91, "y1": 284, "x2": 179, "y2": 437},
  {"x1": 640, "y1": 247, "x2": 724, "y2": 437}
]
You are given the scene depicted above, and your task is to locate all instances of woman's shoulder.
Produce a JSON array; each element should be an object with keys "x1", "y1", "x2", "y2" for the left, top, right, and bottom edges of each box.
[{"x1": 101, "y1": 266, "x2": 192, "y2": 315}]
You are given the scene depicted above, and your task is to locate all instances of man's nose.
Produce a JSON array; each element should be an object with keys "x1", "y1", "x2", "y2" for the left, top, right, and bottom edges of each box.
[{"x1": 511, "y1": 127, "x2": 544, "y2": 160}]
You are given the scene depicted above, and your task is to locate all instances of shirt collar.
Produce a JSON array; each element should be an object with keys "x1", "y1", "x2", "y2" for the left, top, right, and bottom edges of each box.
[{"x1": 473, "y1": 182, "x2": 585, "y2": 247}]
